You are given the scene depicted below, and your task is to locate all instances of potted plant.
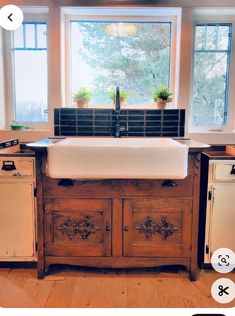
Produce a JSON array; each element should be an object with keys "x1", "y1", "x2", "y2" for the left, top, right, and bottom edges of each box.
[
  {"x1": 108, "y1": 90, "x2": 129, "y2": 108},
  {"x1": 152, "y1": 86, "x2": 173, "y2": 109},
  {"x1": 73, "y1": 88, "x2": 92, "y2": 108}
]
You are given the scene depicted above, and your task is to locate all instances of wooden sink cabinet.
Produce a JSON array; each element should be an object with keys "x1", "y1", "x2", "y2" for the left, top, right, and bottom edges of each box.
[{"x1": 34, "y1": 148, "x2": 202, "y2": 281}]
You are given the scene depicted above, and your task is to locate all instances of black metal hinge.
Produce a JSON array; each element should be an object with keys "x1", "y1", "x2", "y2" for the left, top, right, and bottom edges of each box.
[
  {"x1": 208, "y1": 191, "x2": 212, "y2": 200},
  {"x1": 34, "y1": 187, "x2": 37, "y2": 197},
  {"x1": 206, "y1": 245, "x2": 209, "y2": 254},
  {"x1": 35, "y1": 242, "x2": 38, "y2": 252}
]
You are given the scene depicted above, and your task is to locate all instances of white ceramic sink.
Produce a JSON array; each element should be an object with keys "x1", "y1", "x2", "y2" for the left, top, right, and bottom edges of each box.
[{"x1": 47, "y1": 137, "x2": 188, "y2": 179}]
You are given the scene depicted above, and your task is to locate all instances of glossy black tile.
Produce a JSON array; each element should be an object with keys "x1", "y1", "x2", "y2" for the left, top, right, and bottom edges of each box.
[
  {"x1": 60, "y1": 109, "x2": 76, "y2": 115},
  {"x1": 54, "y1": 125, "x2": 60, "y2": 136},
  {"x1": 54, "y1": 108, "x2": 185, "y2": 137},
  {"x1": 54, "y1": 109, "x2": 60, "y2": 125}
]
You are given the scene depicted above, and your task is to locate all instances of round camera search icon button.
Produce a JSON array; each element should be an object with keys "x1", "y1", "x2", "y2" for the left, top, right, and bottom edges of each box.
[
  {"x1": 211, "y1": 248, "x2": 235, "y2": 274},
  {"x1": 0, "y1": 5, "x2": 24, "y2": 31}
]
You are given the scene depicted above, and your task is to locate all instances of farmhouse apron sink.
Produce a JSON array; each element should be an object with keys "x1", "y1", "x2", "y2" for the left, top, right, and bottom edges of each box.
[{"x1": 47, "y1": 137, "x2": 188, "y2": 179}]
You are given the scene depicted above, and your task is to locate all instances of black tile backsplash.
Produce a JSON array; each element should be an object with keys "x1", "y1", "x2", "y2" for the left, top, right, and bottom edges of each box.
[{"x1": 54, "y1": 108, "x2": 185, "y2": 137}]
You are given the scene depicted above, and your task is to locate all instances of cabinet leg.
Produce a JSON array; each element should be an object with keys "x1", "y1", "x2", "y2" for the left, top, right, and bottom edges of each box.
[
  {"x1": 37, "y1": 269, "x2": 45, "y2": 280},
  {"x1": 37, "y1": 262, "x2": 45, "y2": 279},
  {"x1": 189, "y1": 268, "x2": 198, "y2": 281}
]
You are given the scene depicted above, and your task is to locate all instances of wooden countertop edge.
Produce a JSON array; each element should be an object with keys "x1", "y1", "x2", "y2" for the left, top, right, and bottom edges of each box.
[{"x1": 0, "y1": 153, "x2": 35, "y2": 157}]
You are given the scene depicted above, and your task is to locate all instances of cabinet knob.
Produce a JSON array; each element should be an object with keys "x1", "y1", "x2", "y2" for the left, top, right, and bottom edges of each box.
[
  {"x1": 106, "y1": 225, "x2": 111, "y2": 232},
  {"x1": 124, "y1": 226, "x2": 129, "y2": 232}
]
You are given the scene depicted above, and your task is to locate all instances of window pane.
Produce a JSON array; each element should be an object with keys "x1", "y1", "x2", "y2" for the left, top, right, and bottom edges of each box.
[
  {"x1": 71, "y1": 21, "x2": 171, "y2": 106},
  {"x1": 195, "y1": 25, "x2": 206, "y2": 50},
  {"x1": 218, "y1": 26, "x2": 230, "y2": 50},
  {"x1": 14, "y1": 51, "x2": 48, "y2": 123},
  {"x1": 191, "y1": 24, "x2": 231, "y2": 128},
  {"x1": 13, "y1": 22, "x2": 48, "y2": 123},
  {"x1": 37, "y1": 24, "x2": 47, "y2": 48},
  {"x1": 13, "y1": 27, "x2": 23, "y2": 48},
  {"x1": 25, "y1": 24, "x2": 35, "y2": 48},
  {"x1": 206, "y1": 25, "x2": 217, "y2": 50}
]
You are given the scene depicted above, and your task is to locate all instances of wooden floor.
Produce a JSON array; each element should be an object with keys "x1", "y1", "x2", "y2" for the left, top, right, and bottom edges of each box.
[{"x1": 0, "y1": 266, "x2": 234, "y2": 308}]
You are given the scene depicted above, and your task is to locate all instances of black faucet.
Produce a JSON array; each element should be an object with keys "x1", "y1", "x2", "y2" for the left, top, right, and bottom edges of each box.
[{"x1": 114, "y1": 85, "x2": 126, "y2": 138}]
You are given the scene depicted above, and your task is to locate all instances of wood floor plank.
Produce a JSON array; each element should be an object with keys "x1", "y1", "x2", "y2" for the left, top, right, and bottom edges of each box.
[
  {"x1": 156, "y1": 278, "x2": 186, "y2": 308},
  {"x1": 70, "y1": 276, "x2": 127, "y2": 308},
  {"x1": 6, "y1": 268, "x2": 36, "y2": 288},
  {"x1": 45, "y1": 279, "x2": 77, "y2": 308},
  {"x1": 0, "y1": 276, "x2": 39, "y2": 308},
  {"x1": 0, "y1": 267, "x2": 233, "y2": 308},
  {"x1": 22, "y1": 279, "x2": 54, "y2": 307},
  {"x1": 0, "y1": 268, "x2": 11, "y2": 277},
  {"x1": 127, "y1": 278, "x2": 161, "y2": 307}
]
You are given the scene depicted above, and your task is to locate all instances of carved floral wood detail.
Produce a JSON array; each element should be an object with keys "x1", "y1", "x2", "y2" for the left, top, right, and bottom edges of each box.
[
  {"x1": 56, "y1": 215, "x2": 100, "y2": 240},
  {"x1": 136, "y1": 216, "x2": 178, "y2": 240}
]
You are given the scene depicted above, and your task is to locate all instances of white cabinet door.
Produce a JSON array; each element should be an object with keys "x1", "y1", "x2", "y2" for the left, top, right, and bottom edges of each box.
[
  {"x1": 0, "y1": 182, "x2": 35, "y2": 259},
  {"x1": 210, "y1": 186, "x2": 235, "y2": 255}
]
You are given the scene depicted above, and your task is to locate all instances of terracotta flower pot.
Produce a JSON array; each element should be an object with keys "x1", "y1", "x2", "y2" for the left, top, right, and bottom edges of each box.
[
  {"x1": 155, "y1": 99, "x2": 167, "y2": 109},
  {"x1": 75, "y1": 98, "x2": 89, "y2": 108}
]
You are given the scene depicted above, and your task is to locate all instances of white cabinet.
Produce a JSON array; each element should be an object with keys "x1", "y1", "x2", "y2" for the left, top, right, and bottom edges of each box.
[
  {"x1": 0, "y1": 157, "x2": 36, "y2": 261},
  {"x1": 210, "y1": 186, "x2": 235, "y2": 254},
  {"x1": 204, "y1": 160, "x2": 235, "y2": 263}
]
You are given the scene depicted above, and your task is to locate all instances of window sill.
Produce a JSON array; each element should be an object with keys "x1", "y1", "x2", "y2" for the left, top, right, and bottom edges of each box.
[{"x1": 0, "y1": 129, "x2": 52, "y2": 143}]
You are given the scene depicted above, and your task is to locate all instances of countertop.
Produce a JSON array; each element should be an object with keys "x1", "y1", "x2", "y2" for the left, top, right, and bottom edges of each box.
[
  {"x1": 27, "y1": 137, "x2": 210, "y2": 153},
  {"x1": 202, "y1": 151, "x2": 235, "y2": 159}
]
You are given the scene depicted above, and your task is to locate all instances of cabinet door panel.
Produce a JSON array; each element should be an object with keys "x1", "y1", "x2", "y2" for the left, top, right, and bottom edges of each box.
[
  {"x1": 44, "y1": 199, "x2": 112, "y2": 257},
  {"x1": 0, "y1": 182, "x2": 35, "y2": 258},
  {"x1": 210, "y1": 186, "x2": 235, "y2": 254},
  {"x1": 123, "y1": 199, "x2": 192, "y2": 257}
]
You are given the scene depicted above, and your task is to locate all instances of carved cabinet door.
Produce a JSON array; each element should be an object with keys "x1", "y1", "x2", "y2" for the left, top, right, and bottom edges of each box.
[
  {"x1": 44, "y1": 199, "x2": 112, "y2": 257},
  {"x1": 123, "y1": 199, "x2": 192, "y2": 257}
]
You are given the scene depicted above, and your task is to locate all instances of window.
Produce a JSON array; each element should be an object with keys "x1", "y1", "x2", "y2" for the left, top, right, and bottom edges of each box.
[
  {"x1": 69, "y1": 20, "x2": 172, "y2": 106},
  {"x1": 191, "y1": 23, "x2": 232, "y2": 128},
  {"x1": 12, "y1": 22, "x2": 48, "y2": 123}
]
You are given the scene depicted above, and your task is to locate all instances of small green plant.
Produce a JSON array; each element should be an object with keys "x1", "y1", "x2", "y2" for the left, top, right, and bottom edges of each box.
[
  {"x1": 73, "y1": 87, "x2": 92, "y2": 101},
  {"x1": 108, "y1": 90, "x2": 129, "y2": 101},
  {"x1": 152, "y1": 86, "x2": 173, "y2": 101}
]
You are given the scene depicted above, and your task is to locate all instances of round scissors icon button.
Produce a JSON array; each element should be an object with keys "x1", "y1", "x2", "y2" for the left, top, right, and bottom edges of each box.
[
  {"x1": 211, "y1": 278, "x2": 235, "y2": 304},
  {"x1": 211, "y1": 248, "x2": 235, "y2": 273},
  {"x1": 218, "y1": 285, "x2": 229, "y2": 296}
]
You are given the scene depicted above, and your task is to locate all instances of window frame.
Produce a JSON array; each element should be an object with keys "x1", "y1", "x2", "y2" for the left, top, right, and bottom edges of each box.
[
  {"x1": 63, "y1": 11, "x2": 178, "y2": 109},
  {"x1": 189, "y1": 15, "x2": 235, "y2": 133},
  {"x1": 4, "y1": 13, "x2": 49, "y2": 129}
]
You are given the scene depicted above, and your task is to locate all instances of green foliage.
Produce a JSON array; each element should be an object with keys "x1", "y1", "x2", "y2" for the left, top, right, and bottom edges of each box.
[
  {"x1": 191, "y1": 24, "x2": 230, "y2": 126},
  {"x1": 73, "y1": 87, "x2": 92, "y2": 101},
  {"x1": 152, "y1": 86, "x2": 173, "y2": 101},
  {"x1": 108, "y1": 90, "x2": 129, "y2": 101},
  {"x1": 73, "y1": 22, "x2": 171, "y2": 105}
]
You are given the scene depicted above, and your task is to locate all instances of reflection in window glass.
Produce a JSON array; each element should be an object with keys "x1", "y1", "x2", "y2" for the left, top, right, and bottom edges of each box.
[
  {"x1": 13, "y1": 22, "x2": 48, "y2": 123},
  {"x1": 191, "y1": 24, "x2": 231, "y2": 127},
  {"x1": 70, "y1": 21, "x2": 171, "y2": 106}
]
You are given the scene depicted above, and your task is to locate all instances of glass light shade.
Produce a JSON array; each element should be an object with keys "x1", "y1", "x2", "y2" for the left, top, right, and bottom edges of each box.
[{"x1": 105, "y1": 23, "x2": 137, "y2": 37}]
